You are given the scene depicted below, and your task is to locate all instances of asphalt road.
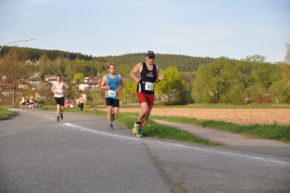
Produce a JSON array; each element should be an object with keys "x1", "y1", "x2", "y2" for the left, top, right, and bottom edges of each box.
[{"x1": 0, "y1": 109, "x2": 290, "y2": 193}]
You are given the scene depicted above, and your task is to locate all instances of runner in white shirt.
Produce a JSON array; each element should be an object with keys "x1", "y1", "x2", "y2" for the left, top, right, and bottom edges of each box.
[{"x1": 51, "y1": 74, "x2": 65, "y2": 121}]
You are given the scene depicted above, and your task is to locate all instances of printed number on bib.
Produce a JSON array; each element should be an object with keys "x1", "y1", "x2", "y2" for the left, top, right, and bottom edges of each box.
[
  {"x1": 145, "y1": 82, "x2": 154, "y2": 91},
  {"x1": 108, "y1": 90, "x2": 117, "y2": 97}
]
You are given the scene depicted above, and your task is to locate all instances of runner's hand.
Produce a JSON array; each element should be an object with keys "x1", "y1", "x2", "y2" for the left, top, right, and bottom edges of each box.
[
  {"x1": 135, "y1": 78, "x2": 141, "y2": 83},
  {"x1": 158, "y1": 74, "x2": 164, "y2": 81}
]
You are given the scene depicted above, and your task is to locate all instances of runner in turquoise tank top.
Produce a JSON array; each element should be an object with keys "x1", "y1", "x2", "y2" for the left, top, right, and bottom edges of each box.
[
  {"x1": 105, "y1": 73, "x2": 120, "y2": 99},
  {"x1": 100, "y1": 64, "x2": 124, "y2": 130}
]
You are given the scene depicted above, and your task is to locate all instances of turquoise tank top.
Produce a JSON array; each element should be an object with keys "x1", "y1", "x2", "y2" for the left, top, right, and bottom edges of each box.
[{"x1": 105, "y1": 74, "x2": 120, "y2": 99}]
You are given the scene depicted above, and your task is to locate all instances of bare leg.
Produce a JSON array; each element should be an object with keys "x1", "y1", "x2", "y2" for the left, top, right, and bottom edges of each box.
[
  {"x1": 138, "y1": 102, "x2": 151, "y2": 128},
  {"x1": 113, "y1": 107, "x2": 119, "y2": 115},
  {"x1": 107, "y1": 106, "x2": 113, "y2": 125},
  {"x1": 140, "y1": 108, "x2": 152, "y2": 128},
  {"x1": 56, "y1": 104, "x2": 60, "y2": 117},
  {"x1": 60, "y1": 105, "x2": 64, "y2": 119}
]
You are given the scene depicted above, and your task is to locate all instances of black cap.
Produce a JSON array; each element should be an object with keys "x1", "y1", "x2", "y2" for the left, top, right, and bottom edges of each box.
[{"x1": 145, "y1": 50, "x2": 155, "y2": 59}]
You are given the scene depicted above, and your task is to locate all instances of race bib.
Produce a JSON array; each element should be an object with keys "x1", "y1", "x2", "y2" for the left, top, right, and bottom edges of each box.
[
  {"x1": 108, "y1": 90, "x2": 117, "y2": 97},
  {"x1": 145, "y1": 82, "x2": 154, "y2": 91}
]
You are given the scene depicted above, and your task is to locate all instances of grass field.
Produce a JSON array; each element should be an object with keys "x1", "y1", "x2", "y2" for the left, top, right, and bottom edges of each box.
[
  {"x1": 153, "y1": 115, "x2": 290, "y2": 142},
  {"x1": 0, "y1": 107, "x2": 16, "y2": 120},
  {"x1": 120, "y1": 107, "x2": 290, "y2": 125},
  {"x1": 121, "y1": 103, "x2": 290, "y2": 109}
]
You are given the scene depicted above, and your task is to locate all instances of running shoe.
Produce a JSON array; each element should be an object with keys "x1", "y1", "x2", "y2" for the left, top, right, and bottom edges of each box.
[{"x1": 108, "y1": 124, "x2": 113, "y2": 131}]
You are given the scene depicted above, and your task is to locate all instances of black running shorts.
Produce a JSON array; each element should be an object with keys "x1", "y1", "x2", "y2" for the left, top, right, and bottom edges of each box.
[
  {"x1": 105, "y1": 98, "x2": 119, "y2": 107},
  {"x1": 55, "y1": 97, "x2": 65, "y2": 106}
]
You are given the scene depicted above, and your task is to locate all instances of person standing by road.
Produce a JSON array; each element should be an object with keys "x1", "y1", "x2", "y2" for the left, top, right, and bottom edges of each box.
[{"x1": 78, "y1": 95, "x2": 85, "y2": 111}]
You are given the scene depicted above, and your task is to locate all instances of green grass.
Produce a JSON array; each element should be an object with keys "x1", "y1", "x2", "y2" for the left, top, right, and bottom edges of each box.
[
  {"x1": 115, "y1": 112, "x2": 214, "y2": 145},
  {"x1": 153, "y1": 115, "x2": 290, "y2": 142},
  {"x1": 40, "y1": 106, "x2": 215, "y2": 145},
  {"x1": 0, "y1": 107, "x2": 16, "y2": 120}
]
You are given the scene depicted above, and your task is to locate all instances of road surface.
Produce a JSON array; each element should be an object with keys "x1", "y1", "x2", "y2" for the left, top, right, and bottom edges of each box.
[{"x1": 0, "y1": 109, "x2": 289, "y2": 193}]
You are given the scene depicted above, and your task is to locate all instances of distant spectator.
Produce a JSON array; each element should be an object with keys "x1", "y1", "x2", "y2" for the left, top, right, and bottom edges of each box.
[{"x1": 79, "y1": 95, "x2": 84, "y2": 111}]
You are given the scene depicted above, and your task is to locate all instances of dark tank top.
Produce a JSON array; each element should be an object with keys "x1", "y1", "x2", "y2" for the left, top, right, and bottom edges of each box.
[{"x1": 137, "y1": 62, "x2": 157, "y2": 94}]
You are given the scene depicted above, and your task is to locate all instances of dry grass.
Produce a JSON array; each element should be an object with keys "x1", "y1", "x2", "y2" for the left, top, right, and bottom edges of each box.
[{"x1": 120, "y1": 108, "x2": 290, "y2": 125}]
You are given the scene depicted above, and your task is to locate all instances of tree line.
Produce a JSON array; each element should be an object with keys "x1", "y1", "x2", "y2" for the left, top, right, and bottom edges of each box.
[{"x1": 0, "y1": 46, "x2": 289, "y2": 105}]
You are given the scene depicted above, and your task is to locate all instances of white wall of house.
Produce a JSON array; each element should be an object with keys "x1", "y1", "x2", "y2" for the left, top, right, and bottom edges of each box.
[{"x1": 78, "y1": 84, "x2": 89, "y2": 91}]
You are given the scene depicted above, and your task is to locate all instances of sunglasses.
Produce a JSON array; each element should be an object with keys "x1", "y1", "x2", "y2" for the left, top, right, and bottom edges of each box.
[{"x1": 148, "y1": 56, "x2": 155, "y2": 59}]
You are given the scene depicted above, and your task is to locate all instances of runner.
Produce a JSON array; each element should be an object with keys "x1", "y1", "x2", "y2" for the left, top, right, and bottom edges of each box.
[
  {"x1": 29, "y1": 96, "x2": 34, "y2": 109},
  {"x1": 51, "y1": 74, "x2": 65, "y2": 121},
  {"x1": 100, "y1": 64, "x2": 124, "y2": 130},
  {"x1": 20, "y1": 96, "x2": 25, "y2": 110},
  {"x1": 25, "y1": 97, "x2": 30, "y2": 110},
  {"x1": 130, "y1": 51, "x2": 163, "y2": 138}
]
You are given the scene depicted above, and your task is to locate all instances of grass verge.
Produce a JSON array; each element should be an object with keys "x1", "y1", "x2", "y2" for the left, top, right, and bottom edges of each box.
[
  {"x1": 153, "y1": 115, "x2": 290, "y2": 142},
  {"x1": 40, "y1": 106, "x2": 216, "y2": 145},
  {"x1": 0, "y1": 107, "x2": 16, "y2": 120}
]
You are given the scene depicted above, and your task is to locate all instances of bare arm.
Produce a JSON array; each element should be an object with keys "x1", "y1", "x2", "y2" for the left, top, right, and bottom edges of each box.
[
  {"x1": 130, "y1": 63, "x2": 142, "y2": 83},
  {"x1": 62, "y1": 82, "x2": 66, "y2": 91},
  {"x1": 117, "y1": 75, "x2": 124, "y2": 91},
  {"x1": 100, "y1": 75, "x2": 109, "y2": 90},
  {"x1": 155, "y1": 65, "x2": 164, "y2": 82},
  {"x1": 51, "y1": 84, "x2": 55, "y2": 93}
]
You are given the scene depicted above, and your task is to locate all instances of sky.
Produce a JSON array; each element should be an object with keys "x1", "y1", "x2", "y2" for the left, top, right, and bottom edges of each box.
[{"x1": 0, "y1": 0, "x2": 289, "y2": 62}]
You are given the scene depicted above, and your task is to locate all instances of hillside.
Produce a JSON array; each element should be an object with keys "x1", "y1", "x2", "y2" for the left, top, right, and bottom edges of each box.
[{"x1": 0, "y1": 46, "x2": 214, "y2": 72}]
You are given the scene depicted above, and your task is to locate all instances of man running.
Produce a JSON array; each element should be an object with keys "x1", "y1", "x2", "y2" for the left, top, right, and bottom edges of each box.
[
  {"x1": 51, "y1": 74, "x2": 65, "y2": 121},
  {"x1": 130, "y1": 51, "x2": 163, "y2": 137},
  {"x1": 100, "y1": 64, "x2": 124, "y2": 130}
]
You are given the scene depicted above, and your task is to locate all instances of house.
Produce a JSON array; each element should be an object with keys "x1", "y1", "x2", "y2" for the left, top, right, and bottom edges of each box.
[
  {"x1": 29, "y1": 77, "x2": 42, "y2": 85},
  {"x1": 17, "y1": 81, "x2": 28, "y2": 89},
  {"x1": 1, "y1": 88, "x2": 24, "y2": 96},
  {"x1": 44, "y1": 75, "x2": 57, "y2": 84},
  {"x1": 78, "y1": 76, "x2": 101, "y2": 91},
  {"x1": 89, "y1": 76, "x2": 101, "y2": 90},
  {"x1": 0, "y1": 83, "x2": 14, "y2": 90},
  {"x1": 78, "y1": 83, "x2": 90, "y2": 91}
]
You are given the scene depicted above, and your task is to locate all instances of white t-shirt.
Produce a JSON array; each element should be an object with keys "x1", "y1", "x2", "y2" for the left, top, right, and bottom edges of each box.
[{"x1": 54, "y1": 82, "x2": 64, "y2": 97}]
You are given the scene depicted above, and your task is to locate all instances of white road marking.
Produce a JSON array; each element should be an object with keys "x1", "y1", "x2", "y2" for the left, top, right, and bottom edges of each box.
[
  {"x1": 14, "y1": 109, "x2": 290, "y2": 166},
  {"x1": 63, "y1": 122, "x2": 290, "y2": 166},
  {"x1": 64, "y1": 122, "x2": 140, "y2": 142}
]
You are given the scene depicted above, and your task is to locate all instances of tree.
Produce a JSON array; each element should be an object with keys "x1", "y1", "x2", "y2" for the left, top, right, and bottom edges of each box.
[
  {"x1": 269, "y1": 64, "x2": 290, "y2": 103},
  {"x1": 119, "y1": 78, "x2": 137, "y2": 103},
  {"x1": 155, "y1": 66, "x2": 184, "y2": 103},
  {"x1": 0, "y1": 48, "x2": 30, "y2": 106},
  {"x1": 285, "y1": 44, "x2": 290, "y2": 64},
  {"x1": 244, "y1": 55, "x2": 266, "y2": 63},
  {"x1": 73, "y1": 72, "x2": 85, "y2": 83}
]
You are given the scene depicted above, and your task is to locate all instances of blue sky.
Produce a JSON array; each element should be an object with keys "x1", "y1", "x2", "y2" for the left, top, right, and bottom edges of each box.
[{"x1": 1, "y1": 0, "x2": 289, "y2": 62}]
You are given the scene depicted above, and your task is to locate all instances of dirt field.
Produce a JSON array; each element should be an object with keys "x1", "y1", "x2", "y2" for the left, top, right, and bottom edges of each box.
[{"x1": 120, "y1": 108, "x2": 290, "y2": 125}]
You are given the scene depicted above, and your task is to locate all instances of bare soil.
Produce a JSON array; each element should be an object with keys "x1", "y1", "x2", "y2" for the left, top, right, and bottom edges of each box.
[{"x1": 120, "y1": 108, "x2": 290, "y2": 125}]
